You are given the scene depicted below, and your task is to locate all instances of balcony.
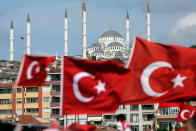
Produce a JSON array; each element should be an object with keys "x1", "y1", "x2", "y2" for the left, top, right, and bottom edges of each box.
[
  {"x1": 130, "y1": 105, "x2": 139, "y2": 111},
  {"x1": 142, "y1": 104, "x2": 154, "y2": 111},
  {"x1": 51, "y1": 102, "x2": 60, "y2": 107},
  {"x1": 50, "y1": 91, "x2": 60, "y2": 96}
]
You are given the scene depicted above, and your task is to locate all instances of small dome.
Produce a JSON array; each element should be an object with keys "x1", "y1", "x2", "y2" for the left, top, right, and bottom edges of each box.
[
  {"x1": 88, "y1": 43, "x2": 100, "y2": 48},
  {"x1": 107, "y1": 42, "x2": 124, "y2": 47},
  {"x1": 100, "y1": 30, "x2": 123, "y2": 38}
]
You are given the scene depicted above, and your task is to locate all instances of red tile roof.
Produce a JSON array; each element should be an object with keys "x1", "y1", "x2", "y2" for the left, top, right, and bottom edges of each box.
[{"x1": 15, "y1": 115, "x2": 42, "y2": 125}]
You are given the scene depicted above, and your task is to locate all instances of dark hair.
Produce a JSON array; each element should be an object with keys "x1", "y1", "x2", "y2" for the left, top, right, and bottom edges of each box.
[{"x1": 116, "y1": 114, "x2": 125, "y2": 121}]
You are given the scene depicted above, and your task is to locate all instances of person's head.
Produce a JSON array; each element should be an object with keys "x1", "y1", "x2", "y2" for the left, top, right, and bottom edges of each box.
[
  {"x1": 116, "y1": 114, "x2": 125, "y2": 122},
  {"x1": 185, "y1": 117, "x2": 196, "y2": 131},
  {"x1": 145, "y1": 126, "x2": 151, "y2": 131}
]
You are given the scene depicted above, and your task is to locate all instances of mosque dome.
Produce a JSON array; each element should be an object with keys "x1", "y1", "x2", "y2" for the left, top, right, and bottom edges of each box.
[
  {"x1": 100, "y1": 30, "x2": 123, "y2": 38},
  {"x1": 107, "y1": 42, "x2": 124, "y2": 47},
  {"x1": 114, "y1": 51, "x2": 123, "y2": 59}
]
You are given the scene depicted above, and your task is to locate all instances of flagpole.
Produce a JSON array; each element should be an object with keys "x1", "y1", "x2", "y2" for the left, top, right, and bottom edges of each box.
[{"x1": 125, "y1": 35, "x2": 136, "y2": 68}]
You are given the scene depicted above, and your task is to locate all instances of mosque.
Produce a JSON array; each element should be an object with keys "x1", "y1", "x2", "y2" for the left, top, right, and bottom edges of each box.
[
  {"x1": 9, "y1": 0, "x2": 151, "y2": 65},
  {"x1": 7, "y1": 0, "x2": 167, "y2": 131}
]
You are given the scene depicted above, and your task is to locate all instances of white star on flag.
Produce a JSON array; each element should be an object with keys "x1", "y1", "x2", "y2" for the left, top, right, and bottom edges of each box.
[
  {"x1": 94, "y1": 80, "x2": 106, "y2": 94},
  {"x1": 171, "y1": 74, "x2": 187, "y2": 89}
]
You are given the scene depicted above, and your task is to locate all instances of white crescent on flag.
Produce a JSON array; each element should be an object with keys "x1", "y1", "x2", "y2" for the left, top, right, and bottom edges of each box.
[
  {"x1": 141, "y1": 61, "x2": 174, "y2": 97},
  {"x1": 27, "y1": 61, "x2": 40, "y2": 80}
]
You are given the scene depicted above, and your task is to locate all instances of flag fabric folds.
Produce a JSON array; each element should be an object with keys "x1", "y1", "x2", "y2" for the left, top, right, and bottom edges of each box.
[
  {"x1": 157, "y1": 102, "x2": 184, "y2": 109},
  {"x1": 17, "y1": 54, "x2": 55, "y2": 86},
  {"x1": 176, "y1": 103, "x2": 196, "y2": 122},
  {"x1": 121, "y1": 37, "x2": 196, "y2": 104},
  {"x1": 65, "y1": 123, "x2": 96, "y2": 131},
  {"x1": 61, "y1": 57, "x2": 130, "y2": 115}
]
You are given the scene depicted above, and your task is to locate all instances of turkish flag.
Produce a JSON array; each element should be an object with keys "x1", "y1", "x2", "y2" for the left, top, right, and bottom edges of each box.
[
  {"x1": 61, "y1": 57, "x2": 130, "y2": 115},
  {"x1": 121, "y1": 37, "x2": 196, "y2": 104},
  {"x1": 20, "y1": 37, "x2": 24, "y2": 40},
  {"x1": 65, "y1": 123, "x2": 96, "y2": 131},
  {"x1": 176, "y1": 103, "x2": 196, "y2": 122},
  {"x1": 17, "y1": 54, "x2": 55, "y2": 86},
  {"x1": 157, "y1": 102, "x2": 184, "y2": 109}
]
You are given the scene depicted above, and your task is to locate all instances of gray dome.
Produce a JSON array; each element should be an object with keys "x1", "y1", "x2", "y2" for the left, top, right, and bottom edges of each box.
[
  {"x1": 107, "y1": 42, "x2": 124, "y2": 47},
  {"x1": 100, "y1": 30, "x2": 123, "y2": 38},
  {"x1": 114, "y1": 51, "x2": 123, "y2": 59},
  {"x1": 88, "y1": 43, "x2": 100, "y2": 48}
]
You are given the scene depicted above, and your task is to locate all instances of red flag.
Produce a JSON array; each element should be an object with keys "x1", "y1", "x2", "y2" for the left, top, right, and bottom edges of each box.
[
  {"x1": 65, "y1": 123, "x2": 96, "y2": 131},
  {"x1": 122, "y1": 37, "x2": 196, "y2": 104},
  {"x1": 20, "y1": 37, "x2": 24, "y2": 40},
  {"x1": 176, "y1": 103, "x2": 196, "y2": 122},
  {"x1": 157, "y1": 102, "x2": 184, "y2": 109},
  {"x1": 17, "y1": 54, "x2": 55, "y2": 86},
  {"x1": 61, "y1": 57, "x2": 130, "y2": 115}
]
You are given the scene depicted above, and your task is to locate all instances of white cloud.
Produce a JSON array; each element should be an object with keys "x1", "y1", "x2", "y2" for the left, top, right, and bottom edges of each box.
[{"x1": 167, "y1": 12, "x2": 196, "y2": 46}]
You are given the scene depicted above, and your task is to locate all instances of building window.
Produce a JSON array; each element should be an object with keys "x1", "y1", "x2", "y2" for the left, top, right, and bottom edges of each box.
[
  {"x1": 51, "y1": 97, "x2": 60, "y2": 103},
  {"x1": 25, "y1": 108, "x2": 38, "y2": 113},
  {"x1": 119, "y1": 105, "x2": 126, "y2": 109},
  {"x1": 0, "y1": 99, "x2": 11, "y2": 104},
  {"x1": 25, "y1": 87, "x2": 38, "y2": 92},
  {"x1": 158, "y1": 107, "x2": 179, "y2": 115},
  {"x1": 0, "y1": 110, "x2": 12, "y2": 115},
  {"x1": 67, "y1": 119, "x2": 76, "y2": 126},
  {"x1": 130, "y1": 114, "x2": 139, "y2": 123},
  {"x1": 51, "y1": 108, "x2": 60, "y2": 114},
  {"x1": 130, "y1": 105, "x2": 139, "y2": 111},
  {"x1": 43, "y1": 108, "x2": 50, "y2": 113},
  {"x1": 17, "y1": 98, "x2": 22, "y2": 104},
  {"x1": 79, "y1": 119, "x2": 86, "y2": 124},
  {"x1": 16, "y1": 109, "x2": 22, "y2": 115},
  {"x1": 142, "y1": 114, "x2": 154, "y2": 121},
  {"x1": 132, "y1": 125, "x2": 139, "y2": 131},
  {"x1": 51, "y1": 85, "x2": 60, "y2": 92},
  {"x1": 25, "y1": 98, "x2": 38, "y2": 103},
  {"x1": 43, "y1": 86, "x2": 51, "y2": 92},
  {"x1": 0, "y1": 88, "x2": 12, "y2": 94},
  {"x1": 142, "y1": 104, "x2": 154, "y2": 110},
  {"x1": 17, "y1": 88, "x2": 22, "y2": 93},
  {"x1": 43, "y1": 97, "x2": 50, "y2": 103}
]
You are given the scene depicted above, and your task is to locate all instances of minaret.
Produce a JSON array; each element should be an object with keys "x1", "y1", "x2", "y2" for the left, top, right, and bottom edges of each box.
[
  {"x1": 10, "y1": 20, "x2": 14, "y2": 61},
  {"x1": 82, "y1": 0, "x2": 87, "y2": 59},
  {"x1": 64, "y1": 10, "x2": 68, "y2": 56},
  {"x1": 126, "y1": 10, "x2": 130, "y2": 49},
  {"x1": 146, "y1": 0, "x2": 151, "y2": 41},
  {"x1": 27, "y1": 13, "x2": 31, "y2": 55}
]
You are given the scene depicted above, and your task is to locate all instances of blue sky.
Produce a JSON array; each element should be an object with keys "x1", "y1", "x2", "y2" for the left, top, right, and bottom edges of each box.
[{"x1": 1, "y1": 0, "x2": 196, "y2": 60}]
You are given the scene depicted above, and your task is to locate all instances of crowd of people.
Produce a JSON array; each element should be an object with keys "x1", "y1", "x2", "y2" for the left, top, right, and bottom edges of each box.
[{"x1": 0, "y1": 114, "x2": 196, "y2": 130}]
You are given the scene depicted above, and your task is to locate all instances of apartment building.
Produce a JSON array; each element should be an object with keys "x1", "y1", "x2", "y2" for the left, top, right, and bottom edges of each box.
[
  {"x1": 0, "y1": 60, "x2": 62, "y2": 120},
  {"x1": 0, "y1": 60, "x2": 195, "y2": 131}
]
